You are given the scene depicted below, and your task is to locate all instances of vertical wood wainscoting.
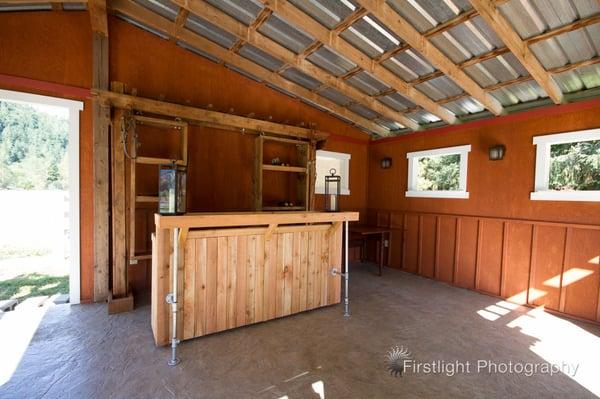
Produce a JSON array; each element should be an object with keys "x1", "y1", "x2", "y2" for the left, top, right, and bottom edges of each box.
[
  {"x1": 369, "y1": 210, "x2": 600, "y2": 324},
  {"x1": 152, "y1": 212, "x2": 358, "y2": 346}
]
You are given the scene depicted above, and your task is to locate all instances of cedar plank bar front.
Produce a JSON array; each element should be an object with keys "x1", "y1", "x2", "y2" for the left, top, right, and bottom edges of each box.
[{"x1": 151, "y1": 211, "x2": 359, "y2": 346}]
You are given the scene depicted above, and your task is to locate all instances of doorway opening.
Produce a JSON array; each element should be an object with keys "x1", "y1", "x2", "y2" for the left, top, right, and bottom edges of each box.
[{"x1": 0, "y1": 89, "x2": 82, "y2": 306}]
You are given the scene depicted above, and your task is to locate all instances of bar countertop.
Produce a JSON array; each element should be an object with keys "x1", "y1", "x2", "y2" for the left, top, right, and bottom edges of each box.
[{"x1": 154, "y1": 211, "x2": 360, "y2": 229}]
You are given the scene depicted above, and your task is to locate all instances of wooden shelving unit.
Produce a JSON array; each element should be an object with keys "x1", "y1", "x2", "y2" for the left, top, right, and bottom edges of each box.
[
  {"x1": 127, "y1": 115, "x2": 188, "y2": 265},
  {"x1": 252, "y1": 134, "x2": 316, "y2": 212}
]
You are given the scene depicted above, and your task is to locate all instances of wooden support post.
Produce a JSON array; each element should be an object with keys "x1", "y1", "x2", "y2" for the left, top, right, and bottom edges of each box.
[
  {"x1": 92, "y1": 32, "x2": 110, "y2": 302},
  {"x1": 111, "y1": 108, "x2": 128, "y2": 299}
]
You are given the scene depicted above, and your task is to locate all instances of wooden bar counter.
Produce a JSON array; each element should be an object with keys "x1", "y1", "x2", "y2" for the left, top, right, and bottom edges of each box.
[{"x1": 151, "y1": 211, "x2": 359, "y2": 346}]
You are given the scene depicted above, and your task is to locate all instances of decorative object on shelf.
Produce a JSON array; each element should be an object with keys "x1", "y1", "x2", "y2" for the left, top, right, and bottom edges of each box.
[
  {"x1": 325, "y1": 168, "x2": 341, "y2": 212},
  {"x1": 277, "y1": 201, "x2": 296, "y2": 207},
  {"x1": 380, "y1": 157, "x2": 392, "y2": 169},
  {"x1": 271, "y1": 157, "x2": 281, "y2": 165},
  {"x1": 489, "y1": 145, "x2": 506, "y2": 161},
  {"x1": 159, "y1": 162, "x2": 187, "y2": 215}
]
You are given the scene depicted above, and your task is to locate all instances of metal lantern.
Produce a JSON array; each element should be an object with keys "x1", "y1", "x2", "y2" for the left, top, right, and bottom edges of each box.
[
  {"x1": 325, "y1": 168, "x2": 341, "y2": 212},
  {"x1": 159, "y1": 163, "x2": 187, "y2": 215}
]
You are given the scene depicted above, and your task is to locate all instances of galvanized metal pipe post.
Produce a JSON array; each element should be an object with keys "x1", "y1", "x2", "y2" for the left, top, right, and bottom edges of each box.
[
  {"x1": 166, "y1": 227, "x2": 181, "y2": 366},
  {"x1": 344, "y1": 220, "x2": 350, "y2": 317}
]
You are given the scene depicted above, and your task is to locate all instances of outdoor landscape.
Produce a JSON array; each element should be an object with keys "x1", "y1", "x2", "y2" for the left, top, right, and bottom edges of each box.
[{"x1": 0, "y1": 100, "x2": 69, "y2": 302}]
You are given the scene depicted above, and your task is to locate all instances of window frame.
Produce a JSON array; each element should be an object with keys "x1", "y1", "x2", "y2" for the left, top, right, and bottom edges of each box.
[
  {"x1": 405, "y1": 144, "x2": 471, "y2": 199},
  {"x1": 531, "y1": 128, "x2": 600, "y2": 202},
  {"x1": 315, "y1": 150, "x2": 351, "y2": 195}
]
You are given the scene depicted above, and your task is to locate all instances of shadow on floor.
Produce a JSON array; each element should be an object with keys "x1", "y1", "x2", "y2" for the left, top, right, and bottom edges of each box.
[{"x1": 0, "y1": 264, "x2": 599, "y2": 398}]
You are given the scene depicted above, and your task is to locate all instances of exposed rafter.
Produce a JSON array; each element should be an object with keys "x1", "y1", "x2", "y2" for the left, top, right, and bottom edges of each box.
[
  {"x1": 169, "y1": 8, "x2": 189, "y2": 41},
  {"x1": 469, "y1": 0, "x2": 564, "y2": 104},
  {"x1": 357, "y1": 0, "x2": 504, "y2": 116},
  {"x1": 109, "y1": 0, "x2": 390, "y2": 136},
  {"x1": 88, "y1": 0, "x2": 108, "y2": 36},
  {"x1": 173, "y1": 0, "x2": 419, "y2": 130},
  {"x1": 260, "y1": 0, "x2": 458, "y2": 125}
]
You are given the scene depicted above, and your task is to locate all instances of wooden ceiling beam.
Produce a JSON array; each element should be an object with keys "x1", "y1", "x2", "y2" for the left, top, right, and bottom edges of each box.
[
  {"x1": 357, "y1": 0, "x2": 504, "y2": 116},
  {"x1": 469, "y1": 0, "x2": 563, "y2": 104},
  {"x1": 109, "y1": 0, "x2": 390, "y2": 136},
  {"x1": 169, "y1": 8, "x2": 189, "y2": 41},
  {"x1": 260, "y1": 0, "x2": 456, "y2": 125},
  {"x1": 95, "y1": 89, "x2": 332, "y2": 140},
  {"x1": 331, "y1": 7, "x2": 368, "y2": 34},
  {"x1": 524, "y1": 13, "x2": 600, "y2": 46},
  {"x1": 88, "y1": 0, "x2": 108, "y2": 36},
  {"x1": 173, "y1": 0, "x2": 417, "y2": 131}
]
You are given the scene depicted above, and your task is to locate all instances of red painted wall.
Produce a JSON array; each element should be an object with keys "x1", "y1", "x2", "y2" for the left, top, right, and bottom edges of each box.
[{"x1": 0, "y1": 12, "x2": 371, "y2": 301}]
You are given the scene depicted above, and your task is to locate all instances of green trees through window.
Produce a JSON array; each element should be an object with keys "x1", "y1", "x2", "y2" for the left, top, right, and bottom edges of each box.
[
  {"x1": 417, "y1": 153, "x2": 460, "y2": 191},
  {"x1": 0, "y1": 101, "x2": 69, "y2": 189},
  {"x1": 549, "y1": 140, "x2": 600, "y2": 191}
]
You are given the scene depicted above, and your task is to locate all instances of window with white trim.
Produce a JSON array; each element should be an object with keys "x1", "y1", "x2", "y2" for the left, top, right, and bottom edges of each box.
[
  {"x1": 406, "y1": 145, "x2": 471, "y2": 199},
  {"x1": 315, "y1": 150, "x2": 350, "y2": 195},
  {"x1": 531, "y1": 128, "x2": 600, "y2": 202}
]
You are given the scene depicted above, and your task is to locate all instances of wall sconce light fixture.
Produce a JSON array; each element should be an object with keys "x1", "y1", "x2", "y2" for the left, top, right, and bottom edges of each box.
[
  {"x1": 380, "y1": 157, "x2": 392, "y2": 169},
  {"x1": 489, "y1": 145, "x2": 506, "y2": 161}
]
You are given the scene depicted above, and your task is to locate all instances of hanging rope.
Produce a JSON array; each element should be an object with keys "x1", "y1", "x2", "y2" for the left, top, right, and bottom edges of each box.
[{"x1": 121, "y1": 111, "x2": 139, "y2": 160}]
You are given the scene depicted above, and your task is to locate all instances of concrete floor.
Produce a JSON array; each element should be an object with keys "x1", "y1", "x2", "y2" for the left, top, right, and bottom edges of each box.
[{"x1": 1, "y1": 263, "x2": 599, "y2": 398}]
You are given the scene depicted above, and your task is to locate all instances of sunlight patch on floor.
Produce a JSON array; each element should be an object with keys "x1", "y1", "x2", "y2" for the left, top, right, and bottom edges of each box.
[
  {"x1": 507, "y1": 306, "x2": 600, "y2": 397},
  {"x1": 0, "y1": 302, "x2": 51, "y2": 386}
]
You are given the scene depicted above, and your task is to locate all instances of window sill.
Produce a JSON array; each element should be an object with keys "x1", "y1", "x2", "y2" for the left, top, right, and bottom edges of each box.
[
  {"x1": 405, "y1": 190, "x2": 469, "y2": 199},
  {"x1": 530, "y1": 191, "x2": 600, "y2": 202}
]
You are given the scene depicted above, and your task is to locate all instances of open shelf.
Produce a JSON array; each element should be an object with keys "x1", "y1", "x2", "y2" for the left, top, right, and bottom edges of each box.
[
  {"x1": 136, "y1": 195, "x2": 159, "y2": 203},
  {"x1": 136, "y1": 156, "x2": 184, "y2": 165},
  {"x1": 262, "y1": 164, "x2": 307, "y2": 173},
  {"x1": 262, "y1": 206, "x2": 305, "y2": 211}
]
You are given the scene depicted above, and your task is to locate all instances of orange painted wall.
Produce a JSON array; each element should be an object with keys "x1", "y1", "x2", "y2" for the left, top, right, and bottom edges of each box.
[
  {"x1": 0, "y1": 12, "x2": 95, "y2": 302},
  {"x1": 0, "y1": 12, "x2": 371, "y2": 300},
  {"x1": 369, "y1": 104, "x2": 600, "y2": 225},
  {"x1": 368, "y1": 104, "x2": 600, "y2": 323}
]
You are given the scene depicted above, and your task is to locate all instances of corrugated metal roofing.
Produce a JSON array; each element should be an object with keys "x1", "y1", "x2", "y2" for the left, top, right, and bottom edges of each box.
[
  {"x1": 259, "y1": 13, "x2": 314, "y2": 54},
  {"x1": 281, "y1": 68, "x2": 322, "y2": 91},
  {"x1": 238, "y1": 44, "x2": 285, "y2": 72},
  {"x1": 12, "y1": 0, "x2": 596, "y2": 137},
  {"x1": 204, "y1": 0, "x2": 263, "y2": 26},
  {"x1": 185, "y1": 13, "x2": 238, "y2": 49},
  {"x1": 348, "y1": 103, "x2": 380, "y2": 120},
  {"x1": 407, "y1": 109, "x2": 442, "y2": 124},
  {"x1": 378, "y1": 91, "x2": 416, "y2": 111},
  {"x1": 416, "y1": 76, "x2": 464, "y2": 101},
  {"x1": 288, "y1": 0, "x2": 357, "y2": 30},
  {"x1": 443, "y1": 96, "x2": 485, "y2": 116},
  {"x1": 346, "y1": 71, "x2": 390, "y2": 96},
  {"x1": 177, "y1": 40, "x2": 221, "y2": 64},
  {"x1": 307, "y1": 46, "x2": 356, "y2": 77},
  {"x1": 340, "y1": 13, "x2": 403, "y2": 58},
  {"x1": 115, "y1": 12, "x2": 170, "y2": 40},
  {"x1": 133, "y1": 0, "x2": 177, "y2": 21},
  {"x1": 0, "y1": 3, "x2": 52, "y2": 11},
  {"x1": 62, "y1": 3, "x2": 87, "y2": 11},
  {"x1": 319, "y1": 87, "x2": 354, "y2": 106}
]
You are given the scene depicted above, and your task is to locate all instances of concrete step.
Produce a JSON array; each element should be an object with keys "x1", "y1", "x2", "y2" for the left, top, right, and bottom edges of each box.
[
  {"x1": 0, "y1": 299, "x2": 18, "y2": 312},
  {"x1": 14, "y1": 296, "x2": 49, "y2": 310}
]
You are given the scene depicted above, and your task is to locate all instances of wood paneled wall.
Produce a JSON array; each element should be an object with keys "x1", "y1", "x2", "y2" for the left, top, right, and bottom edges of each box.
[{"x1": 370, "y1": 209, "x2": 600, "y2": 323}]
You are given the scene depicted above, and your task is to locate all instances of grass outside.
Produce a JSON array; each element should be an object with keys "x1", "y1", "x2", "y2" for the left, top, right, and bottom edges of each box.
[
  {"x1": 0, "y1": 273, "x2": 68, "y2": 301},
  {"x1": 0, "y1": 245, "x2": 51, "y2": 260}
]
